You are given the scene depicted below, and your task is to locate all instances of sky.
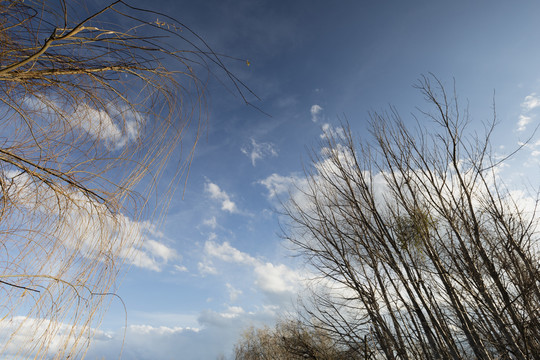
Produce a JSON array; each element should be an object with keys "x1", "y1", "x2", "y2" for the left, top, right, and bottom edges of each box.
[{"x1": 54, "y1": 0, "x2": 540, "y2": 358}]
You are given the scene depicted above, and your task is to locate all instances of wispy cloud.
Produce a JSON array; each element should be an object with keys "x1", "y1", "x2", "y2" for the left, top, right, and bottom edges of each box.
[
  {"x1": 241, "y1": 138, "x2": 278, "y2": 166},
  {"x1": 205, "y1": 182, "x2": 238, "y2": 213},
  {"x1": 198, "y1": 261, "x2": 218, "y2": 275},
  {"x1": 174, "y1": 264, "x2": 188, "y2": 272},
  {"x1": 310, "y1": 104, "x2": 323, "y2": 122},
  {"x1": 202, "y1": 216, "x2": 218, "y2": 229},
  {"x1": 226, "y1": 283, "x2": 242, "y2": 302}
]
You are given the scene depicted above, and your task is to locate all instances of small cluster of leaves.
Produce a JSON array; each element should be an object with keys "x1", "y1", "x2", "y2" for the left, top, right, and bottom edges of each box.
[{"x1": 394, "y1": 206, "x2": 436, "y2": 250}]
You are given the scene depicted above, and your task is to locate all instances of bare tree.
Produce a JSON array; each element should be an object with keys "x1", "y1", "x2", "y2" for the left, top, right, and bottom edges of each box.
[
  {"x1": 282, "y1": 76, "x2": 540, "y2": 359},
  {"x1": 0, "y1": 0, "x2": 251, "y2": 358}
]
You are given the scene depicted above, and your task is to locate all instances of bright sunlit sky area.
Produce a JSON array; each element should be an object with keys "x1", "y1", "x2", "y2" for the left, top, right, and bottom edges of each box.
[{"x1": 86, "y1": 1, "x2": 540, "y2": 358}]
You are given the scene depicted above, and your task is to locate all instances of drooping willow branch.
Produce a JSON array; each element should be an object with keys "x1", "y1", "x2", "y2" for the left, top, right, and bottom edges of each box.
[{"x1": 0, "y1": 0, "x2": 254, "y2": 358}]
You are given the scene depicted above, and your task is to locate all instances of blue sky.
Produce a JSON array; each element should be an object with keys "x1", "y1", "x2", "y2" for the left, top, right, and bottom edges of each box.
[{"x1": 76, "y1": 1, "x2": 540, "y2": 358}]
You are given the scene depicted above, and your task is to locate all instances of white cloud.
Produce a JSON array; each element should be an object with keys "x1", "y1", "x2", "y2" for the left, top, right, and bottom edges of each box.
[
  {"x1": 254, "y1": 262, "x2": 302, "y2": 294},
  {"x1": 517, "y1": 93, "x2": 540, "y2": 132},
  {"x1": 198, "y1": 260, "x2": 218, "y2": 275},
  {"x1": 258, "y1": 173, "x2": 305, "y2": 199},
  {"x1": 142, "y1": 239, "x2": 178, "y2": 263},
  {"x1": 241, "y1": 138, "x2": 278, "y2": 166},
  {"x1": 197, "y1": 306, "x2": 252, "y2": 329},
  {"x1": 205, "y1": 182, "x2": 239, "y2": 213},
  {"x1": 86, "y1": 323, "x2": 212, "y2": 360},
  {"x1": 320, "y1": 123, "x2": 345, "y2": 139},
  {"x1": 0, "y1": 316, "x2": 111, "y2": 359},
  {"x1": 174, "y1": 264, "x2": 188, "y2": 272},
  {"x1": 74, "y1": 103, "x2": 141, "y2": 149},
  {"x1": 521, "y1": 93, "x2": 540, "y2": 111},
  {"x1": 9, "y1": 308, "x2": 285, "y2": 360},
  {"x1": 85, "y1": 307, "x2": 281, "y2": 360},
  {"x1": 517, "y1": 115, "x2": 533, "y2": 132},
  {"x1": 22, "y1": 95, "x2": 142, "y2": 150},
  {"x1": 202, "y1": 216, "x2": 218, "y2": 229},
  {"x1": 86, "y1": 304, "x2": 285, "y2": 360},
  {"x1": 128, "y1": 324, "x2": 199, "y2": 336},
  {"x1": 201, "y1": 240, "x2": 304, "y2": 297},
  {"x1": 3, "y1": 171, "x2": 177, "y2": 273},
  {"x1": 258, "y1": 171, "x2": 316, "y2": 213},
  {"x1": 226, "y1": 283, "x2": 243, "y2": 302},
  {"x1": 310, "y1": 104, "x2": 323, "y2": 122},
  {"x1": 204, "y1": 241, "x2": 256, "y2": 266},
  {"x1": 213, "y1": 306, "x2": 245, "y2": 319}
]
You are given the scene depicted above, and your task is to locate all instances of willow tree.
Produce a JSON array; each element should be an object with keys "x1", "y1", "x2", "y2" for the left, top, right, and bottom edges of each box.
[
  {"x1": 283, "y1": 77, "x2": 540, "y2": 359},
  {"x1": 0, "y1": 0, "x2": 251, "y2": 358}
]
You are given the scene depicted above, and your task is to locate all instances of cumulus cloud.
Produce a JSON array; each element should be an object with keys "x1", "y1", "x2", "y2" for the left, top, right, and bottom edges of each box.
[
  {"x1": 142, "y1": 239, "x2": 177, "y2": 262},
  {"x1": 205, "y1": 182, "x2": 238, "y2": 213},
  {"x1": 258, "y1": 173, "x2": 305, "y2": 199},
  {"x1": 3, "y1": 171, "x2": 177, "y2": 272},
  {"x1": 73, "y1": 103, "x2": 141, "y2": 149},
  {"x1": 517, "y1": 93, "x2": 540, "y2": 132},
  {"x1": 0, "y1": 316, "x2": 112, "y2": 359},
  {"x1": 310, "y1": 104, "x2": 323, "y2": 122},
  {"x1": 86, "y1": 305, "x2": 283, "y2": 359},
  {"x1": 201, "y1": 240, "x2": 304, "y2": 298},
  {"x1": 22, "y1": 95, "x2": 142, "y2": 150},
  {"x1": 518, "y1": 115, "x2": 533, "y2": 132},
  {"x1": 86, "y1": 323, "x2": 208, "y2": 360},
  {"x1": 254, "y1": 262, "x2": 302, "y2": 294},
  {"x1": 8, "y1": 306, "x2": 289, "y2": 359},
  {"x1": 204, "y1": 241, "x2": 257, "y2": 266},
  {"x1": 521, "y1": 93, "x2": 540, "y2": 111},
  {"x1": 241, "y1": 138, "x2": 278, "y2": 166},
  {"x1": 130, "y1": 237, "x2": 178, "y2": 272}
]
